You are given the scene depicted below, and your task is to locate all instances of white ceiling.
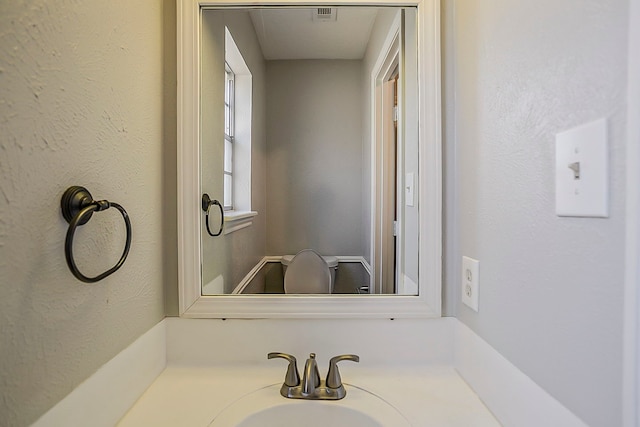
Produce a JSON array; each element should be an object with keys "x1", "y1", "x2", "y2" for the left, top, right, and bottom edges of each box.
[{"x1": 248, "y1": 8, "x2": 379, "y2": 60}]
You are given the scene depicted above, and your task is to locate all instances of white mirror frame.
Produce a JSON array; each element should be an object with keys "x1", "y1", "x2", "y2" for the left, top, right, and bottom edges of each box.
[{"x1": 177, "y1": 0, "x2": 441, "y2": 318}]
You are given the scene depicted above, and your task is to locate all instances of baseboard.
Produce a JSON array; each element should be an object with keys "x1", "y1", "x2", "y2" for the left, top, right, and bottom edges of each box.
[
  {"x1": 454, "y1": 321, "x2": 588, "y2": 427},
  {"x1": 32, "y1": 320, "x2": 167, "y2": 427}
]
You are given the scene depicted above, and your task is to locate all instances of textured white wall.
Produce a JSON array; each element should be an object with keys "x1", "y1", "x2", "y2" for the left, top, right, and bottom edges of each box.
[
  {"x1": 448, "y1": 0, "x2": 628, "y2": 425},
  {"x1": 266, "y1": 60, "x2": 364, "y2": 257},
  {"x1": 0, "y1": 1, "x2": 169, "y2": 425}
]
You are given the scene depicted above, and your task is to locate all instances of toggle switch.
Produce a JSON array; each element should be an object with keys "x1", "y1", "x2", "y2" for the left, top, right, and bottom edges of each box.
[
  {"x1": 405, "y1": 173, "x2": 414, "y2": 207},
  {"x1": 567, "y1": 162, "x2": 580, "y2": 179},
  {"x1": 555, "y1": 118, "x2": 608, "y2": 217}
]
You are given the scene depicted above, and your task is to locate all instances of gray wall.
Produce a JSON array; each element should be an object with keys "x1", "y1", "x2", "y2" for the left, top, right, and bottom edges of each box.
[
  {"x1": 265, "y1": 60, "x2": 364, "y2": 257},
  {"x1": 446, "y1": 0, "x2": 628, "y2": 425},
  {"x1": 0, "y1": 0, "x2": 173, "y2": 425},
  {"x1": 200, "y1": 10, "x2": 267, "y2": 293}
]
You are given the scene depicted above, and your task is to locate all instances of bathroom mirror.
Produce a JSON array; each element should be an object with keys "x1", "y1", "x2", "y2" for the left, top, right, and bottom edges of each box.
[{"x1": 178, "y1": 0, "x2": 441, "y2": 318}]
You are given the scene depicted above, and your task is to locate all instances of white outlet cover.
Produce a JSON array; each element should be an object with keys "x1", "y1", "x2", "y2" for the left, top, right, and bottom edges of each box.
[
  {"x1": 555, "y1": 118, "x2": 609, "y2": 217},
  {"x1": 461, "y1": 256, "x2": 479, "y2": 312}
]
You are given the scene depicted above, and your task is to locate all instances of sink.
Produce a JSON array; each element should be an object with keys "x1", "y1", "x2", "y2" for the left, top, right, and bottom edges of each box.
[
  {"x1": 233, "y1": 404, "x2": 388, "y2": 427},
  {"x1": 208, "y1": 384, "x2": 410, "y2": 427}
]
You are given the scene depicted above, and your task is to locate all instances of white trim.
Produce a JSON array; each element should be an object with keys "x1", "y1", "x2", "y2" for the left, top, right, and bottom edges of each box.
[
  {"x1": 624, "y1": 0, "x2": 640, "y2": 425},
  {"x1": 231, "y1": 256, "x2": 270, "y2": 294},
  {"x1": 455, "y1": 322, "x2": 588, "y2": 427},
  {"x1": 177, "y1": 0, "x2": 442, "y2": 318},
  {"x1": 417, "y1": 0, "x2": 443, "y2": 317},
  {"x1": 223, "y1": 210, "x2": 257, "y2": 222},
  {"x1": 223, "y1": 210, "x2": 257, "y2": 234},
  {"x1": 371, "y1": 12, "x2": 402, "y2": 296},
  {"x1": 177, "y1": 0, "x2": 202, "y2": 315},
  {"x1": 32, "y1": 321, "x2": 167, "y2": 427}
]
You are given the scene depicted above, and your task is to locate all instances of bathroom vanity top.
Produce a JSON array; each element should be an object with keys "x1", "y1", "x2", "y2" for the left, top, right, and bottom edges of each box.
[{"x1": 117, "y1": 365, "x2": 500, "y2": 426}]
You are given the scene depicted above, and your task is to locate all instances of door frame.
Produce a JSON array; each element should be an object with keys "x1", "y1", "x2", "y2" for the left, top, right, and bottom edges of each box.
[{"x1": 371, "y1": 12, "x2": 402, "y2": 295}]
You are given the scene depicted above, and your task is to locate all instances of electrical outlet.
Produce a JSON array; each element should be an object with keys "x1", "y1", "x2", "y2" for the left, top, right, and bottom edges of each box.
[{"x1": 461, "y1": 256, "x2": 479, "y2": 312}]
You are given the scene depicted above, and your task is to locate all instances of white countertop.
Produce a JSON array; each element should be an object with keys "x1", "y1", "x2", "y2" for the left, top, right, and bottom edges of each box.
[
  {"x1": 117, "y1": 364, "x2": 500, "y2": 426},
  {"x1": 34, "y1": 319, "x2": 584, "y2": 427}
]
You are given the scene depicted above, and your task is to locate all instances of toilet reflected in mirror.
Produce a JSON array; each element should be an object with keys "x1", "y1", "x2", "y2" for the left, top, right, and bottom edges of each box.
[{"x1": 283, "y1": 249, "x2": 333, "y2": 294}]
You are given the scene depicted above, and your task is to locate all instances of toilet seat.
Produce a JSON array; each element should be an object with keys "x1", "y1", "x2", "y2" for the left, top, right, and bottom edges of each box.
[{"x1": 283, "y1": 249, "x2": 332, "y2": 294}]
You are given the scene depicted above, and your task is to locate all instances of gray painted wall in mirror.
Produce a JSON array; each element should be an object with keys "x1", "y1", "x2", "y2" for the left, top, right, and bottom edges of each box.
[
  {"x1": 201, "y1": 10, "x2": 268, "y2": 293},
  {"x1": 265, "y1": 60, "x2": 364, "y2": 257}
]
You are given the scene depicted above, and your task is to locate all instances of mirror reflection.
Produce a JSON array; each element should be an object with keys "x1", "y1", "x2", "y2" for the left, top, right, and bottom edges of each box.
[{"x1": 200, "y1": 6, "x2": 419, "y2": 296}]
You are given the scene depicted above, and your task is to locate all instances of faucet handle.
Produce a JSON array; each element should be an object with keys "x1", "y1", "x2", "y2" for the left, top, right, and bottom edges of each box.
[
  {"x1": 326, "y1": 354, "x2": 360, "y2": 389},
  {"x1": 268, "y1": 352, "x2": 300, "y2": 386}
]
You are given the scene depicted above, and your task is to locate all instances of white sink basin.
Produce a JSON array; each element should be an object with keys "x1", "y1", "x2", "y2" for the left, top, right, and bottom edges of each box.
[{"x1": 208, "y1": 384, "x2": 410, "y2": 427}]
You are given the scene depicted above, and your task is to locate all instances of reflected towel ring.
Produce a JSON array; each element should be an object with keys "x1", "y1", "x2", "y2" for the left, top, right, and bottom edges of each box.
[
  {"x1": 202, "y1": 193, "x2": 224, "y2": 236},
  {"x1": 61, "y1": 186, "x2": 132, "y2": 283}
]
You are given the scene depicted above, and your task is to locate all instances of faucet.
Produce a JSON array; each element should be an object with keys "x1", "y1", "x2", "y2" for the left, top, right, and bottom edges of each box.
[
  {"x1": 268, "y1": 352, "x2": 359, "y2": 400},
  {"x1": 301, "y1": 353, "x2": 321, "y2": 394}
]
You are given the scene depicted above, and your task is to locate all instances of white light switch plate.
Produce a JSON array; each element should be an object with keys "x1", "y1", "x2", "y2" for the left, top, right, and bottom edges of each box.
[
  {"x1": 461, "y1": 256, "x2": 479, "y2": 312},
  {"x1": 555, "y1": 118, "x2": 609, "y2": 217},
  {"x1": 405, "y1": 173, "x2": 414, "y2": 207}
]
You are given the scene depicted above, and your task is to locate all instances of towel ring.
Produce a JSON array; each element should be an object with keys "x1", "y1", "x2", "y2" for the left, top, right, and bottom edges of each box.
[
  {"x1": 61, "y1": 186, "x2": 132, "y2": 283},
  {"x1": 202, "y1": 193, "x2": 224, "y2": 236}
]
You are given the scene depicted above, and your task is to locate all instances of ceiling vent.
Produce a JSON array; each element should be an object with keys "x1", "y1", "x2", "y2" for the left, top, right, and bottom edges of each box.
[{"x1": 312, "y1": 8, "x2": 337, "y2": 22}]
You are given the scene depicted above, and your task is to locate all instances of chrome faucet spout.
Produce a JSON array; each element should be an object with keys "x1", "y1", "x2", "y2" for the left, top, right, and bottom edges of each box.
[
  {"x1": 268, "y1": 352, "x2": 359, "y2": 400},
  {"x1": 302, "y1": 353, "x2": 321, "y2": 394}
]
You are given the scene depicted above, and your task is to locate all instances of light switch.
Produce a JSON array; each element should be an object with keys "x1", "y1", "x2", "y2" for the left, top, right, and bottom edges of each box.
[
  {"x1": 405, "y1": 173, "x2": 414, "y2": 207},
  {"x1": 555, "y1": 118, "x2": 609, "y2": 217}
]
